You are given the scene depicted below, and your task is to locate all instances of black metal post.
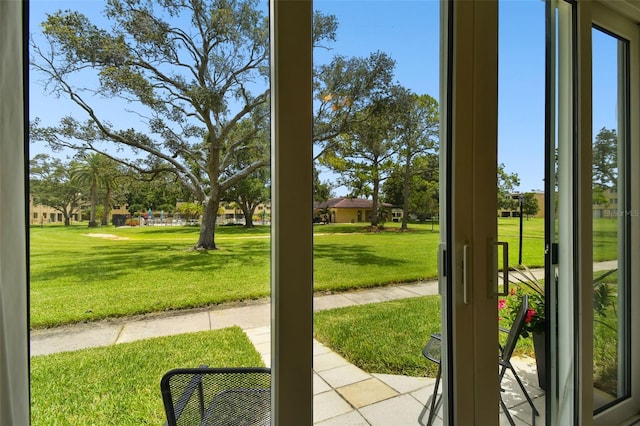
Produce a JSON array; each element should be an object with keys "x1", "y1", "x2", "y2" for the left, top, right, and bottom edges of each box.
[{"x1": 518, "y1": 195, "x2": 523, "y2": 265}]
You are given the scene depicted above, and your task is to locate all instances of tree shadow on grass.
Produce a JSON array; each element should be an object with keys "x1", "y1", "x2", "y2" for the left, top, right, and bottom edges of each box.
[
  {"x1": 131, "y1": 225, "x2": 271, "y2": 237},
  {"x1": 30, "y1": 239, "x2": 270, "y2": 285},
  {"x1": 312, "y1": 243, "x2": 407, "y2": 267}
]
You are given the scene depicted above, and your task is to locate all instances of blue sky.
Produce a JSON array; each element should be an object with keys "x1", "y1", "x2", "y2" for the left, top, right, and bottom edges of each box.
[{"x1": 29, "y1": 0, "x2": 618, "y2": 195}]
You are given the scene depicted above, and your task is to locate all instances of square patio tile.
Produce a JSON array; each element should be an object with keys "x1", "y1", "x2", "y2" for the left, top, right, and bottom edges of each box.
[
  {"x1": 336, "y1": 378, "x2": 398, "y2": 408},
  {"x1": 244, "y1": 326, "x2": 271, "y2": 344},
  {"x1": 410, "y1": 381, "x2": 438, "y2": 405},
  {"x1": 500, "y1": 368, "x2": 544, "y2": 408},
  {"x1": 359, "y1": 393, "x2": 426, "y2": 426},
  {"x1": 314, "y1": 410, "x2": 369, "y2": 426},
  {"x1": 372, "y1": 373, "x2": 433, "y2": 394},
  {"x1": 314, "y1": 373, "x2": 332, "y2": 394},
  {"x1": 314, "y1": 390, "x2": 353, "y2": 423},
  {"x1": 500, "y1": 410, "x2": 530, "y2": 425},
  {"x1": 314, "y1": 351, "x2": 350, "y2": 372},
  {"x1": 319, "y1": 364, "x2": 371, "y2": 388},
  {"x1": 506, "y1": 395, "x2": 545, "y2": 426},
  {"x1": 313, "y1": 339, "x2": 333, "y2": 356}
]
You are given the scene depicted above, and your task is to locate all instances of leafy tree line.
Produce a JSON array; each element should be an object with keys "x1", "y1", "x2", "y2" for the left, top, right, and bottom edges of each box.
[
  {"x1": 319, "y1": 84, "x2": 440, "y2": 230},
  {"x1": 30, "y1": 152, "x2": 196, "y2": 226},
  {"x1": 32, "y1": 0, "x2": 546, "y2": 242},
  {"x1": 29, "y1": 0, "x2": 403, "y2": 248},
  {"x1": 30, "y1": 150, "x2": 271, "y2": 228},
  {"x1": 38, "y1": 0, "x2": 618, "y2": 246}
]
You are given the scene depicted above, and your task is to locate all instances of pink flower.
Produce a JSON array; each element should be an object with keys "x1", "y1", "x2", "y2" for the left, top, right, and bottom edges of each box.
[
  {"x1": 498, "y1": 299, "x2": 507, "y2": 310},
  {"x1": 525, "y1": 308, "x2": 536, "y2": 323}
]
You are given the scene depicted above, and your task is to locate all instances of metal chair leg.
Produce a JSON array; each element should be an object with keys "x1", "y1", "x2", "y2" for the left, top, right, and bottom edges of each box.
[
  {"x1": 500, "y1": 392, "x2": 516, "y2": 426},
  {"x1": 425, "y1": 363, "x2": 442, "y2": 426}
]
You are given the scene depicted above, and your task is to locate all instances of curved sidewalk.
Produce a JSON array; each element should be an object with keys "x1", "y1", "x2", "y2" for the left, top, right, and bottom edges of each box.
[
  {"x1": 31, "y1": 281, "x2": 443, "y2": 425},
  {"x1": 30, "y1": 279, "x2": 545, "y2": 425},
  {"x1": 32, "y1": 262, "x2": 618, "y2": 424},
  {"x1": 30, "y1": 281, "x2": 439, "y2": 357}
]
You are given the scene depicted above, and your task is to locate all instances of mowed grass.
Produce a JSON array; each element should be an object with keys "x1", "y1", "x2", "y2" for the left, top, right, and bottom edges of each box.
[
  {"x1": 31, "y1": 217, "x2": 617, "y2": 328},
  {"x1": 313, "y1": 295, "x2": 535, "y2": 378},
  {"x1": 30, "y1": 327, "x2": 264, "y2": 425},
  {"x1": 30, "y1": 225, "x2": 271, "y2": 328},
  {"x1": 314, "y1": 296, "x2": 440, "y2": 377},
  {"x1": 31, "y1": 222, "x2": 448, "y2": 328}
]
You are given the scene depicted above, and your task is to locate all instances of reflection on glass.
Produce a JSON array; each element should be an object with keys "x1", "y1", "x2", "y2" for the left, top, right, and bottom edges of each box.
[{"x1": 591, "y1": 26, "x2": 629, "y2": 412}]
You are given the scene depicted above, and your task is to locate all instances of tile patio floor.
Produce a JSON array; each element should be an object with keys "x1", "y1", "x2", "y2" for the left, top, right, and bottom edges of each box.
[
  {"x1": 245, "y1": 326, "x2": 545, "y2": 425},
  {"x1": 31, "y1": 280, "x2": 546, "y2": 425}
]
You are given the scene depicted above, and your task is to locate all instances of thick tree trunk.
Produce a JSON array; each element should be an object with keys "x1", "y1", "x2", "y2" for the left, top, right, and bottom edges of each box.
[
  {"x1": 88, "y1": 183, "x2": 98, "y2": 228},
  {"x1": 401, "y1": 153, "x2": 412, "y2": 230},
  {"x1": 241, "y1": 204, "x2": 255, "y2": 228},
  {"x1": 101, "y1": 188, "x2": 111, "y2": 226},
  {"x1": 194, "y1": 197, "x2": 219, "y2": 250},
  {"x1": 371, "y1": 177, "x2": 380, "y2": 227}
]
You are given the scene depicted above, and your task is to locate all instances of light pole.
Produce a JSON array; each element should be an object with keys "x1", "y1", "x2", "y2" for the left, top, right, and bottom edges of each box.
[{"x1": 518, "y1": 194, "x2": 524, "y2": 265}]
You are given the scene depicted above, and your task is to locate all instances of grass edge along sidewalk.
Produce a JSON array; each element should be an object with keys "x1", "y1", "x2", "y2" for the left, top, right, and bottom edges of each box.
[{"x1": 31, "y1": 218, "x2": 599, "y2": 329}]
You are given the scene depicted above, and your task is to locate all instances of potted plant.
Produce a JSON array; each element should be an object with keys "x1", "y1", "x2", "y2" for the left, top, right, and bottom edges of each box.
[
  {"x1": 499, "y1": 265, "x2": 619, "y2": 391},
  {"x1": 498, "y1": 265, "x2": 546, "y2": 389}
]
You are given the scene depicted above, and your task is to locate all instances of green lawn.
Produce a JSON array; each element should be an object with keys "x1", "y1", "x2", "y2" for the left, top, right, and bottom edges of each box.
[
  {"x1": 314, "y1": 296, "x2": 440, "y2": 377},
  {"x1": 30, "y1": 217, "x2": 617, "y2": 328},
  {"x1": 313, "y1": 295, "x2": 535, "y2": 379},
  {"x1": 33, "y1": 222, "x2": 448, "y2": 327},
  {"x1": 28, "y1": 217, "x2": 619, "y2": 419},
  {"x1": 30, "y1": 327, "x2": 264, "y2": 425}
]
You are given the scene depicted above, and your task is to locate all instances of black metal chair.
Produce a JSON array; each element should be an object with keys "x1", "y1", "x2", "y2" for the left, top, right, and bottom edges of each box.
[
  {"x1": 498, "y1": 295, "x2": 539, "y2": 425},
  {"x1": 419, "y1": 333, "x2": 442, "y2": 426},
  {"x1": 420, "y1": 295, "x2": 539, "y2": 426},
  {"x1": 161, "y1": 366, "x2": 271, "y2": 426}
]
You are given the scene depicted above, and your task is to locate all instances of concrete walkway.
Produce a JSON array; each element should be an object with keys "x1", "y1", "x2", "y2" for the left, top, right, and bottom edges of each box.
[{"x1": 30, "y1": 280, "x2": 545, "y2": 425}]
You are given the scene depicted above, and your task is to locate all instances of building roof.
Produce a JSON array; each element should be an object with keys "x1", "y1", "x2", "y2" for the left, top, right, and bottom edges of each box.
[{"x1": 316, "y1": 197, "x2": 393, "y2": 209}]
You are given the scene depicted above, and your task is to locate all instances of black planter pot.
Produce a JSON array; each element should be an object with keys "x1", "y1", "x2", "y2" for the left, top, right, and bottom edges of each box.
[{"x1": 532, "y1": 330, "x2": 546, "y2": 390}]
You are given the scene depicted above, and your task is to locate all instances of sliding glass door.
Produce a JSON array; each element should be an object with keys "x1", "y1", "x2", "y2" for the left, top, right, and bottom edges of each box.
[{"x1": 591, "y1": 2, "x2": 640, "y2": 424}]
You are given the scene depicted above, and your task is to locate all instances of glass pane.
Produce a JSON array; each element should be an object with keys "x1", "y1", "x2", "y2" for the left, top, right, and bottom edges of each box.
[
  {"x1": 498, "y1": 0, "x2": 547, "y2": 424},
  {"x1": 591, "y1": 26, "x2": 630, "y2": 412},
  {"x1": 29, "y1": 0, "x2": 272, "y2": 423},
  {"x1": 311, "y1": 1, "x2": 442, "y2": 424}
]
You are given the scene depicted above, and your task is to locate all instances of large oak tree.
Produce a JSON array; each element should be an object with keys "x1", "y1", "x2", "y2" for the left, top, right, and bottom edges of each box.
[{"x1": 31, "y1": 0, "x2": 336, "y2": 249}]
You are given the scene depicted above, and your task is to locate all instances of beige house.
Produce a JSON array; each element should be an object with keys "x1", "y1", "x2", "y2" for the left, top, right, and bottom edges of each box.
[
  {"x1": 218, "y1": 201, "x2": 272, "y2": 225},
  {"x1": 314, "y1": 197, "x2": 393, "y2": 223},
  {"x1": 28, "y1": 195, "x2": 80, "y2": 225},
  {"x1": 29, "y1": 194, "x2": 132, "y2": 226}
]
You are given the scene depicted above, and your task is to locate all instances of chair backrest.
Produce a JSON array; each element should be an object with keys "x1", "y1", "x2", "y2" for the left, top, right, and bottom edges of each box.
[
  {"x1": 161, "y1": 367, "x2": 271, "y2": 426},
  {"x1": 501, "y1": 294, "x2": 529, "y2": 362}
]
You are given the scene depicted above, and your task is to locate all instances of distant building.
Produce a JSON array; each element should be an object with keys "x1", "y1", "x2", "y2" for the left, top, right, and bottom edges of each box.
[
  {"x1": 314, "y1": 197, "x2": 393, "y2": 223},
  {"x1": 498, "y1": 191, "x2": 545, "y2": 219},
  {"x1": 592, "y1": 188, "x2": 620, "y2": 218},
  {"x1": 29, "y1": 195, "x2": 80, "y2": 225},
  {"x1": 217, "y1": 201, "x2": 271, "y2": 225}
]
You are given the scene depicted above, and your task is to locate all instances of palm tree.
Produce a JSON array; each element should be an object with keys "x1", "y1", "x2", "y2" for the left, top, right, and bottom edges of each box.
[
  {"x1": 70, "y1": 153, "x2": 108, "y2": 227},
  {"x1": 98, "y1": 157, "x2": 123, "y2": 226}
]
